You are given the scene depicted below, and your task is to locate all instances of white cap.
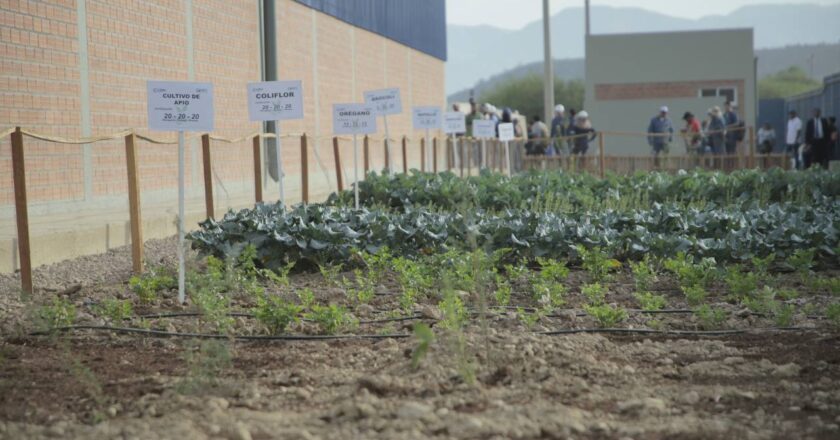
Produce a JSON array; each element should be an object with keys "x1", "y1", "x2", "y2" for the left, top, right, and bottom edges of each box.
[
  {"x1": 576, "y1": 110, "x2": 589, "y2": 119},
  {"x1": 554, "y1": 104, "x2": 565, "y2": 113},
  {"x1": 660, "y1": 106, "x2": 669, "y2": 113}
]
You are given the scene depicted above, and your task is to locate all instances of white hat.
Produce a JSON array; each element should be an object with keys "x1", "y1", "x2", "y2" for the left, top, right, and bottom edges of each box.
[
  {"x1": 660, "y1": 106, "x2": 669, "y2": 113},
  {"x1": 576, "y1": 110, "x2": 589, "y2": 119},
  {"x1": 554, "y1": 104, "x2": 565, "y2": 113}
]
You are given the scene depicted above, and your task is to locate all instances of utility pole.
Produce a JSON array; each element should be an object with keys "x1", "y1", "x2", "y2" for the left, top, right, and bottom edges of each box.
[
  {"x1": 542, "y1": 0, "x2": 554, "y2": 124},
  {"x1": 585, "y1": 0, "x2": 591, "y2": 36}
]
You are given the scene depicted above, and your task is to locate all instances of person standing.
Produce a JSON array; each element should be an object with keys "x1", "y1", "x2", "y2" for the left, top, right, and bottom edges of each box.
[
  {"x1": 682, "y1": 112, "x2": 703, "y2": 154},
  {"x1": 549, "y1": 104, "x2": 566, "y2": 156},
  {"x1": 785, "y1": 110, "x2": 803, "y2": 169},
  {"x1": 567, "y1": 111, "x2": 597, "y2": 155},
  {"x1": 528, "y1": 115, "x2": 549, "y2": 155},
  {"x1": 647, "y1": 106, "x2": 674, "y2": 156},
  {"x1": 805, "y1": 108, "x2": 831, "y2": 169},
  {"x1": 707, "y1": 106, "x2": 726, "y2": 155},
  {"x1": 723, "y1": 101, "x2": 741, "y2": 155},
  {"x1": 465, "y1": 99, "x2": 481, "y2": 138},
  {"x1": 757, "y1": 123, "x2": 776, "y2": 154}
]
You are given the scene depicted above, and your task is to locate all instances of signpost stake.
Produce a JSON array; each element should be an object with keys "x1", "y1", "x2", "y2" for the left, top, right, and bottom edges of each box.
[
  {"x1": 177, "y1": 130, "x2": 186, "y2": 304},
  {"x1": 252, "y1": 135, "x2": 263, "y2": 203},
  {"x1": 425, "y1": 129, "x2": 431, "y2": 172},
  {"x1": 301, "y1": 134, "x2": 309, "y2": 203},
  {"x1": 363, "y1": 135, "x2": 370, "y2": 175},
  {"x1": 433, "y1": 137, "x2": 438, "y2": 173},
  {"x1": 466, "y1": 139, "x2": 472, "y2": 177},
  {"x1": 505, "y1": 140, "x2": 512, "y2": 177},
  {"x1": 420, "y1": 137, "x2": 426, "y2": 172},
  {"x1": 353, "y1": 134, "x2": 360, "y2": 209},
  {"x1": 481, "y1": 139, "x2": 487, "y2": 170},
  {"x1": 402, "y1": 136, "x2": 408, "y2": 174},
  {"x1": 333, "y1": 136, "x2": 344, "y2": 192},
  {"x1": 200, "y1": 134, "x2": 214, "y2": 219},
  {"x1": 383, "y1": 114, "x2": 392, "y2": 173},
  {"x1": 275, "y1": 124, "x2": 285, "y2": 208},
  {"x1": 11, "y1": 127, "x2": 32, "y2": 294},
  {"x1": 125, "y1": 132, "x2": 144, "y2": 274},
  {"x1": 599, "y1": 132, "x2": 605, "y2": 178}
]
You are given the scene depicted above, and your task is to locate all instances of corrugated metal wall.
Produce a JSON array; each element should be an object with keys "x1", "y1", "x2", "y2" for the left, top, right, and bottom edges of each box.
[
  {"x1": 786, "y1": 73, "x2": 840, "y2": 119},
  {"x1": 758, "y1": 98, "x2": 787, "y2": 153},
  {"x1": 295, "y1": 0, "x2": 447, "y2": 61}
]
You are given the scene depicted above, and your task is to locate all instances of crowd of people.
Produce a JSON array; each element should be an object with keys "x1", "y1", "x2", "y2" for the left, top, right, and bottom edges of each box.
[{"x1": 462, "y1": 98, "x2": 839, "y2": 169}]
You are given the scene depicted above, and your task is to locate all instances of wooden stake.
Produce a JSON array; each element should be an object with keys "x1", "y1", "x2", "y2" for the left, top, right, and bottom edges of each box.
[
  {"x1": 200, "y1": 134, "x2": 214, "y2": 219},
  {"x1": 333, "y1": 136, "x2": 344, "y2": 191},
  {"x1": 420, "y1": 138, "x2": 426, "y2": 172},
  {"x1": 599, "y1": 132, "x2": 605, "y2": 178},
  {"x1": 384, "y1": 136, "x2": 390, "y2": 171},
  {"x1": 748, "y1": 126, "x2": 755, "y2": 169},
  {"x1": 124, "y1": 132, "x2": 144, "y2": 274},
  {"x1": 363, "y1": 135, "x2": 370, "y2": 175},
  {"x1": 252, "y1": 135, "x2": 263, "y2": 203},
  {"x1": 11, "y1": 127, "x2": 32, "y2": 294},
  {"x1": 402, "y1": 136, "x2": 408, "y2": 174},
  {"x1": 301, "y1": 134, "x2": 309, "y2": 203},
  {"x1": 466, "y1": 140, "x2": 472, "y2": 177},
  {"x1": 433, "y1": 138, "x2": 438, "y2": 173}
]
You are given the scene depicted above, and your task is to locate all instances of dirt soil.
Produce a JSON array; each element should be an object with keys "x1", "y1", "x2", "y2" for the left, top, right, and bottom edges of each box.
[{"x1": 1, "y1": 238, "x2": 839, "y2": 440}]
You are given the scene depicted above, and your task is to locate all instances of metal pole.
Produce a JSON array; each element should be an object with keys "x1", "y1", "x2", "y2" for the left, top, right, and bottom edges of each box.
[
  {"x1": 542, "y1": 0, "x2": 554, "y2": 125},
  {"x1": 585, "y1": 0, "x2": 591, "y2": 36},
  {"x1": 177, "y1": 130, "x2": 186, "y2": 304},
  {"x1": 353, "y1": 133, "x2": 360, "y2": 209},
  {"x1": 275, "y1": 123, "x2": 285, "y2": 208},
  {"x1": 383, "y1": 114, "x2": 392, "y2": 173}
]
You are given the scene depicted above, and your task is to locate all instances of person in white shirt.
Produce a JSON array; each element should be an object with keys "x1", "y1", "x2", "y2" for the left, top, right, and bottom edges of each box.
[
  {"x1": 757, "y1": 123, "x2": 776, "y2": 154},
  {"x1": 786, "y1": 110, "x2": 802, "y2": 169}
]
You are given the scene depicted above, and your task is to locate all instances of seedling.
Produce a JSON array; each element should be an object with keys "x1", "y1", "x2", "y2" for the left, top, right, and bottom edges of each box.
[
  {"x1": 630, "y1": 257, "x2": 658, "y2": 291},
  {"x1": 581, "y1": 282, "x2": 607, "y2": 305},
  {"x1": 826, "y1": 303, "x2": 840, "y2": 327},
  {"x1": 577, "y1": 245, "x2": 621, "y2": 282},
  {"x1": 682, "y1": 285, "x2": 707, "y2": 306},
  {"x1": 774, "y1": 303, "x2": 795, "y2": 327},
  {"x1": 786, "y1": 248, "x2": 815, "y2": 280},
  {"x1": 438, "y1": 288, "x2": 467, "y2": 331},
  {"x1": 95, "y1": 299, "x2": 133, "y2": 324},
  {"x1": 411, "y1": 323, "x2": 435, "y2": 369},
  {"x1": 493, "y1": 271, "x2": 512, "y2": 307},
  {"x1": 177, "y1": 340, "x2": 232, "y2": 394},
  {"x1": 724, "y1": 265, "x2": 759, "y2": 301},
  {"x1": 318, "y1": 264, "x2": 345, "y2": 288},
  {"x1": 33, "y1": 297, "x2": 76, "y2": 332},
  {"x1": 695, "y1": 305, "x2": 727, "y2": 330},
  {"x1": 634, "y1": 291, "x2": 667, "y2": 311},
  {"x1": 664, "y1": 252, "x2": 717, "y2": 289},
  {"x1": 750, "y1": 253, "x2": 775, "y2": 278},
  {"x1": 129, "y1": 267, "x2": 176, "y2": 303},
  {"x1": 742, "y1": 286, "x2": 777, "y2": 314},
  {"x1": 254, "y1": 294, "x2": 302, "y2": 335},
  {"x1": 306, "y1": 304, "x2": 356, "y2": 334},
  {"x1": 297, "y1": 288, "x2": 316, "y2": 308},
  {"x1": 584, "y1": 303, "x2": 627, "y2": 328}
]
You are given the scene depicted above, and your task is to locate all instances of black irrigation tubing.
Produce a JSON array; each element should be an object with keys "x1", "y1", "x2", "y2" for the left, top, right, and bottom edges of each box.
[
  {"x1": 135, "y1": 312, "x2": 424, "y2": 325},
  {"x1": 31, "y1": 325, "x2": 411, "y2": 341},
  {"x1": 537, "y1": 327, "x2": 828, "y2": 336}
]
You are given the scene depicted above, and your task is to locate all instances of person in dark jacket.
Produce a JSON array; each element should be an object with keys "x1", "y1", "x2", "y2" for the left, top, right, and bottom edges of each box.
[
  {"x1": 706, "y1": 106, "x2": 726, "y2": 154},
  {"x1": 567, "y1": 111, "x2": 597, "y2": 155},
  {"x1": 549, "y1": 104, "x2": 566, "y2": 156},
  {"x1": 805, "y1": 108, "x2": 832, "y2": 169},
  {"x1": 723, "y1": 101, "x2": 740, "y2": 154}
]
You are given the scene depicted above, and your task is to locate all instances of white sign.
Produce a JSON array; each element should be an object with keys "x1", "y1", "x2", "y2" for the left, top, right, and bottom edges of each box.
[
  {"x1": 412, "y1": 106, "x2": 441, "y2": 130},
  {"x1": 364, "y1": 88, "x2": 402, "y2": 116},
  {"x1": 332, "y1": 104, "x2": 377, "y2": 135},
  {"x1": 147, "y1": 81, "x2": 214, "y2": 131},
  {"x1": 473, "y1": 120, "x2": 496, "y2": 139},
  {"x1": 443, "y1": 112, "x2": 466, "y2": 134},
  {"x1": 247, "y1": 80, "x2": 303, "y2": 121},
  {"x1": 498, "y1": 122, "x2": 515, "y2": 141}
]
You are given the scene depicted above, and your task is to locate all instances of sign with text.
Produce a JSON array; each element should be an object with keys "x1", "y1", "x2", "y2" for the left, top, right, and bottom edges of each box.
[
  {"x1": 247, "y1": 80, "x2": 303, "y2": 121},
  {"x1": 473, "y1": 120, "x2": 496, "y2": 139},
  {"x1": 443, "y1": 112, "x2": 466, "y2": 134},
  {"x1": 412, "y1": 106, "x2": 441, "y2": 130},
  {"x1": 147, "y1": 81, "x2": 214, "y2": 131},
  {"x1": 363, "y1": 88, "x2": 402, "y2": 116},
  {"x1": 332, "y1": 104, "x2": 377, "y2": 135},
  {"x1": 498, "y1": 122, "x2": 515, "y2": 141}
]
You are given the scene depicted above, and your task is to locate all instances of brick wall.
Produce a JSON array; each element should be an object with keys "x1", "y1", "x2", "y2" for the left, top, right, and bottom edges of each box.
[{"x1": 1, "y1": 0, "x2": 446, "y2": 208}]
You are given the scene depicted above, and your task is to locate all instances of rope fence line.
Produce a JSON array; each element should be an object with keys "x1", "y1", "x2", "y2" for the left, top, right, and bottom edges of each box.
[{"x1": 3, "y1": 123, "x2": 771, "y2": 295}]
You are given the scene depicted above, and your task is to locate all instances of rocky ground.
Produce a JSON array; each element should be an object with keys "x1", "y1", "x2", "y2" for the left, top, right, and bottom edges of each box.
[{"x1": 1, "y1": 239, "x2": 839, "y2": 440}]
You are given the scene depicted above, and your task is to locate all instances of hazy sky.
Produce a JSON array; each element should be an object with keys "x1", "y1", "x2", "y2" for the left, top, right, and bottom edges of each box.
[{"x1": 447, "y1": 0, "x2": 840, "y2": 29}]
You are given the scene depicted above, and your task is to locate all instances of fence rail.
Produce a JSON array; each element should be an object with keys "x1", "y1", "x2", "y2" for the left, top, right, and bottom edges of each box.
[{"x1": 3, "y1": 124, "x2": 779, "y2": 294}]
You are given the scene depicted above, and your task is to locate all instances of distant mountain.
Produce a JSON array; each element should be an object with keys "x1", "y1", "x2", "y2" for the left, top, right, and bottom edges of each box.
[
  {"x1": 446, "y1": 4, "x2": 840, "y2": 94},
  {"x1": 447, "y1": 42, "x2": 840, "y2": 103}
]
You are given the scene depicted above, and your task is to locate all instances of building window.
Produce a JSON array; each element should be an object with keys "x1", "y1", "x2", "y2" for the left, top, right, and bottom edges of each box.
[{"x1": 698, "y1": 87, "x2": 737, "y2": 105}]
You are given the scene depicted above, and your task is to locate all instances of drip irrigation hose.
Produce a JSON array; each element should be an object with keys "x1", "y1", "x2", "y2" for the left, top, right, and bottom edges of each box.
[
  {"x1": 537, "y1": 327, "x2": 822, "y2": 336},
  {"x1": 136, "y1": 312, "x2": 423, "y2": 325}
]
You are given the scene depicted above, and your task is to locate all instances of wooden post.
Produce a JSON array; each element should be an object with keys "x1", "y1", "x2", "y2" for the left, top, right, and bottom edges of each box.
[
  {"x1": 748, "y1": 126, "x2": 755, "y2": 169},
  {"x1": 433, "y1": 137, "x2": 438, "y2": 173},
  {"x1": 402, "y1": 136, "x2": 408, "y2": 174},
  {"x1": 363, "y1": 135, "x2": 370, "y2": 175},
  {"x1": 599, "y1": 132, "x2": 605, "y2": 178},
  {"x1": 200, "y1": 134, "x2": 214, "y2": 219},
  {"x1": 11, "y1": 127, "x2": 32, "y2": 294},
  {"x1": 384, "y1": 137, "x2": 390, "y2": 171},
  {"x1": 333, "y1": 136, "x2": 344, "y2": 191},
  {"x1": 252, "y1": 135, "x2": 263, "y2": 203},
  {"x1": 466, "y1": 140, "x2": 472, "y2": 177},
  {"x1": 124, "y1": 132, "x2": 144, "y2": 274},
  {"x1": 420, "y1": 138, "x2": 426, "y2": 172},
  {"x1": 301, "y1": 134, "x2": 309, "y2": 203}
]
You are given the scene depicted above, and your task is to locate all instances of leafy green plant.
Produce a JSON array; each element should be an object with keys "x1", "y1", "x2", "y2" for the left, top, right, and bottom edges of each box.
[
  {"x1": 786, "y1": 248, "x2": 815, "y2": 279},
  {"x1": 578, "y1": 246, "x2": 621, "y2": 282},
  {"x1": 695, "y1": 305, "x2": 727, "y2": 330},
  {"x1": 750, "y1": 253, "x2": 775, "y2": 278},
  {"x1": 410, "y1": 323, "x2": 435, "y2": 369},
  {"x1": 95, "y1": 299, "x2": 133, "y2": 323},
  {"x1": 742, "y1": 286, "x2": 777, "y2": 314},
  {"x1": 177, "y1": 340, "x2": 232, "y2": 394},
  {"x1": 297, "y1": 288, "x2": 316, "y2": 309},
  {"x1": 630, "y1": 257, "x2": 658, "y2": 291},
  {"x1": 438, "y1": 288, "x2": 467, "y2": 331},
  {"x1": 129, "y1": 267, "x2": 176, "y2": 303},
  {"x1": 392, "y1": 256, "x2": 435, "y2": 312},
  {"x1": 826, "y1": 303, "x2": 840, "y2": 327},
  {"x1": 318, "y1": 264, "x2": 344, "y2": 288},
  {"x1": 306, "y1": 304, "x2": 356, "y2": 334},
  {"x1": 774, "y1": 303, "x2": 795, "y2": 327},
  {"x1": 254, "y1": 294, "x2": 302, "y2": 335},
  {"x1": 664, "y1": 253, "x2": 717, "y2": 289},
  {"x1": 581, "y1": 282, "x2": 607, "y2": 305},
  {"x1": 188, "y1": 270, "x2": 234, "y2": 334},
  {"x1": 516, "y1": 306, "x2": 542, "y2": 329},
  {"x1": 343, "y1": 268, "x2": 377, "y2": 304},
  {"x1": 682, "y1": 285, "x2": 708, "y2": 306},
  {"x1": 493, "y1": 272, "x2": 512, "y2": 307},
  {"x1": 634, "y1": 291, "x2": 667, "y2": 311},
  {"x1": 584, "y1": 303, "x2": 627, "y2": 328},
  {"x1": 724, "y1": 265, "x2": 759, "y2": 301},
  {"x1": 33, "y1": 297, "x2": 76, "y2": 332},
  {"x1": 777, "y1": 288, "x2": 799, "y2": 301}
]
